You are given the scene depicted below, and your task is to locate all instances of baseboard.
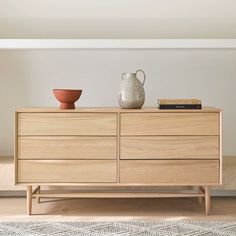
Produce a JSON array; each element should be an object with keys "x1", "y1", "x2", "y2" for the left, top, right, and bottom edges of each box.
[{"x1": 1, "y1": 190, "x2": 236, "y2": 197}]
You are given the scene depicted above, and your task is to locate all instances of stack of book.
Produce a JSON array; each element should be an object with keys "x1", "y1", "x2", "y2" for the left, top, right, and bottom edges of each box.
[{"x1": 158, "y1": 99, "x2": 202, "y2": 109}]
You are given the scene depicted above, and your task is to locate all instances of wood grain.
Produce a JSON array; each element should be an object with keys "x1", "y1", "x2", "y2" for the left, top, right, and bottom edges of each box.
[
  {"x1": 32, "y1": 191, "x2": 205, "y2": 199},
  {"x1": 18, "y1": 136, "x2": 116, "y2": 160},
  {"x1": 18, "y1": 112, "x2": 117, "y2": 135},
  {"x1": 120, "y1": 136, "x2": 219, "y2": 160},
  {"x1": 26, "y1": 186, "x2": 32, "y2": 215},
  {"x1": 121, "y1": 113, "x2": 219, "y2": 135},
  {"x1": 219, "y1": 111, "x2": 223, "y2": 184},
  {"x1": 18, "y1": 160, "x2": 117, "y2": 183},
  {"x1": 14, "y1": 107, "x2": 222, "y2": 216},
  {"x1": 120, "y1": 160, "x2": 219, "y2": 184},
  {"x1": 14, "y1": 111, "x2": 18, "y2": 185},
  {"x1": 205, "y1": 186, "x2": 211, "y2": 215},
  {"x1": 16, "y1": 107, "x2": 221, "y2": 113}
]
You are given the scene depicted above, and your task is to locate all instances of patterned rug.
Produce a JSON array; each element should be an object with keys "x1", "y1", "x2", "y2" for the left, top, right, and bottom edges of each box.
[{"x1": 0, "y1": 220, "x2": 235, "y2": 236}]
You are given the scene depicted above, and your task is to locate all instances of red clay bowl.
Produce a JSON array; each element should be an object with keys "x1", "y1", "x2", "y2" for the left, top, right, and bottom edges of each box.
[{"x1": 53, "y1": 89, "x2": 82, "y2": 109}]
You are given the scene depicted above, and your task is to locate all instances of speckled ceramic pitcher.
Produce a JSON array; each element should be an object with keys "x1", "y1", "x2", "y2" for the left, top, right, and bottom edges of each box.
[{"x1": 118, "y1": 69, "x2": 146, "y2": 109}]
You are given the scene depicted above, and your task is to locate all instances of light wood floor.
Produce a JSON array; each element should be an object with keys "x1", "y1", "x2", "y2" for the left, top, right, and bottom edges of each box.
[{"x1": 0, "y1": 197, "x2": 235, "y2": 220}]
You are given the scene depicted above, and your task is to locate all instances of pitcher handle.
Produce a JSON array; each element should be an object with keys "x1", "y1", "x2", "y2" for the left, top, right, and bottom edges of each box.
[
  {"x1": 121, "y1": 73, "x2": 126, "y2": 80},
  {"x1": 136, "y1": 69, "x2": 146, "y2": 85}
]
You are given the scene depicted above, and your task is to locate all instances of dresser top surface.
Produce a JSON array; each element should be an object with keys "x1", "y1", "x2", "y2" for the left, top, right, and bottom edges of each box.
[{"x1": 16, "y1": 107, "x2": 222, "y2": 113}]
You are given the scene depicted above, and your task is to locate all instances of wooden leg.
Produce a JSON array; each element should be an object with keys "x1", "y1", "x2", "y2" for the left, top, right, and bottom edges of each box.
[
  {"x1": 36, "y1": 186, "x2": 40, "y2": 203},
  {"x1": 198, "y1": 186, "x2": 203, "y2": 204},
  {"x1": 27, "y1": 186, "x2": 32, "y2": 215},
  {"x1": 205, "y1": 186, "x2": 210, "y2": 215}
]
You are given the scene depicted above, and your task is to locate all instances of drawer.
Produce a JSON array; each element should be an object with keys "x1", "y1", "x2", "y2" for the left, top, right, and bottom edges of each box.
[
  {"x1": 18, "y1": 160, "x2": 116, "y2": 183},
  {"x1": 18, "y1": 136, "x2": 116, "y2": 160},
  {"x1": 18, "y1": 113, "x2": 117, "y2": 135},
  {"x1": 120, "y1": 160, "x2": 219, "y2": 184},
  {"x1": 120, "y1": 136, "x2": 219, "y2": 160},
  {"x1": 121, "y1": 113, "x2": 219, "y2": 135}
]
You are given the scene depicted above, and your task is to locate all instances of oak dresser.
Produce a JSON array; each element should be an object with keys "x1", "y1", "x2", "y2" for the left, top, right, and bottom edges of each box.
[{"x1": 15, "y1": 107, "x2": 222, "y2": 215}]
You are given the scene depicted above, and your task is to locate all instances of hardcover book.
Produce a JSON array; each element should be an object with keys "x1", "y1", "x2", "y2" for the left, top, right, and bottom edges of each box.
[
  {"x1": 158, "y1": 99, "x2": 201, "y2": 105},
  {"x1": 159, "y1": 104, "x2": 202, "y2": 109}
]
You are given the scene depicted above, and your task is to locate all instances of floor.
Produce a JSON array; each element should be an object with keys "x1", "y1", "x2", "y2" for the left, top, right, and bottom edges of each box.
[{"x1": 0, "y1": 197, "x2": 235, "y2": 220}]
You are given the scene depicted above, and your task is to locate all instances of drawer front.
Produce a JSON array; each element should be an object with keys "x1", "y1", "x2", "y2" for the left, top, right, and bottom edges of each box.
[
  {"x1": 18, "y1": 160, "x2": 116, "y2": 183},
  {"x1": 18, "y1": 113, "x2": 117, "y2": 135},
  {"x1": 18, "y1": 136, "x2": 116, "y2": 160},
  {"x1": 120, "y1": 160, "x2": 219, "y2": 184},
  {"x1": 120, "y1": 136, "x2": 219, "y2": 160},
  {"x1": 121, "y1": 113, "x2": 219, "y2": 135}
]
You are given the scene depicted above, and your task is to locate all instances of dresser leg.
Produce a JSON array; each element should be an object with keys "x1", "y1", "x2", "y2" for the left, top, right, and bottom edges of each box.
[
  {"x1": 36, "y1": 186, "x2": 41, "y2": 203},
  {"x1": 27, "y1": 186, "x2": 32, "y2": 215},
  {"x1": 205, "y1": 186, "x2": 210, "y2": 215}
]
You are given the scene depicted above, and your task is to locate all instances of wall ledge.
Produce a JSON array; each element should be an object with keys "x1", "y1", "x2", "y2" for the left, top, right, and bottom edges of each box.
[{"x1": 0, "y1": 39, "x2": 236, "y2": 49}]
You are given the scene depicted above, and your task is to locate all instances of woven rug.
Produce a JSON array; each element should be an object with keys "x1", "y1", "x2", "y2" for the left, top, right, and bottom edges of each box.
[{"x1": 0, "y1": 220, "x2": 236, "y2": 236}]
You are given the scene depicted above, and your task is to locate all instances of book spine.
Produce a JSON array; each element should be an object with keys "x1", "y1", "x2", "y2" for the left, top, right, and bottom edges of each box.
[
  {"x1": 158, "y1": 99, "x2": 201, "y2": 105},
  {"x1": 159, "y1": 104, "x2": 202, "y2": 109}
]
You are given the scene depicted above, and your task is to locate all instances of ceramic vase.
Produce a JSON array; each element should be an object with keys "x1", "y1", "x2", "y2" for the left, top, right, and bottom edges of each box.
[{"x1": 118, "y1": 69, "x2": 146, "y2": 109}]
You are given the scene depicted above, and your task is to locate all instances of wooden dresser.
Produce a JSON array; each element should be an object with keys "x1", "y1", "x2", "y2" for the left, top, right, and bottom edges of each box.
[{"x1": 15, "y1": 107, "x2": 222, "y2": 215}]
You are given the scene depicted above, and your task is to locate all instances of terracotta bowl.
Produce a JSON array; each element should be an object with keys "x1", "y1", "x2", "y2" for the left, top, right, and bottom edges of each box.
[{"x1": 53, "y1": 89, "x2": 82, "y2": 109}]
